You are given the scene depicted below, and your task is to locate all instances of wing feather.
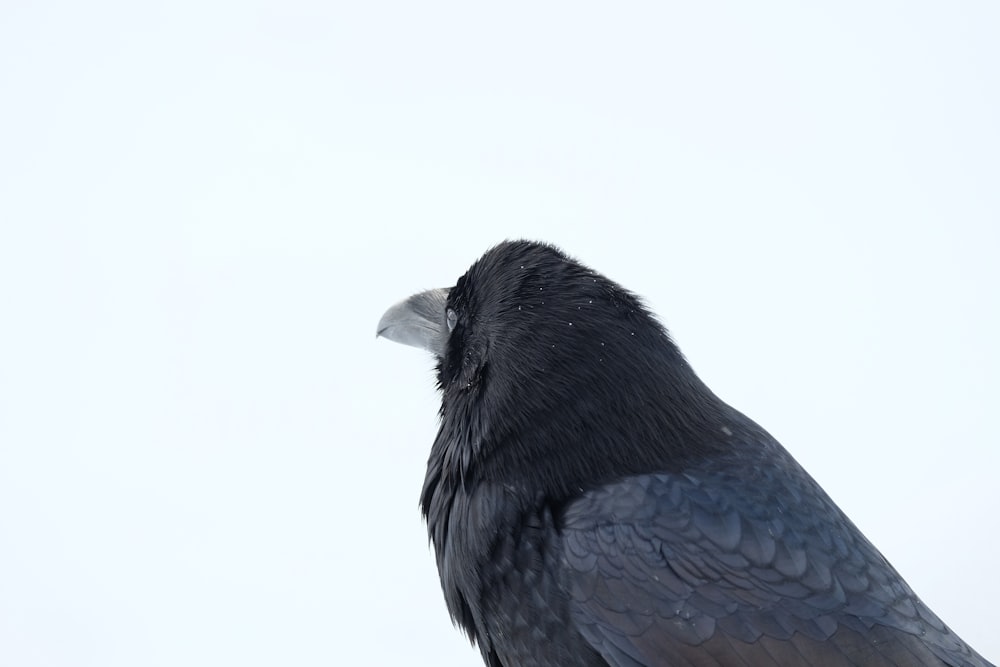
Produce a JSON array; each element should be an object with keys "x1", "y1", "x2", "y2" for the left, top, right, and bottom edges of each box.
[{"x1": 560, "y1": 461, "x2": 990, "y2": 667}]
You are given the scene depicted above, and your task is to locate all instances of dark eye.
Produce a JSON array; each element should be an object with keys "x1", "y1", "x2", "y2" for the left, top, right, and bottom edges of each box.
[{"x1": 446, "y1": 308, "x2": 458, "y2": 332}]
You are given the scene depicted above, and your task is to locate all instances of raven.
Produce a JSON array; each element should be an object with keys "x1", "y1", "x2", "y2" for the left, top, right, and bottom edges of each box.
[{"x1": 377, "y1": 240, "x2": 992, "y2": 667}]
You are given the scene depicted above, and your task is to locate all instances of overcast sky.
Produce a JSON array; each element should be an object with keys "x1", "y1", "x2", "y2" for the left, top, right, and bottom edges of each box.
[{"x1": 1, "y1": 2, "x2": 998, "y2": 666}]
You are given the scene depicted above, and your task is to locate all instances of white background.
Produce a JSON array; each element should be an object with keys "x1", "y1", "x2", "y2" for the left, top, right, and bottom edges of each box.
[{"x1": 1, "y1": 2, "x2": 997, "y2": 665}]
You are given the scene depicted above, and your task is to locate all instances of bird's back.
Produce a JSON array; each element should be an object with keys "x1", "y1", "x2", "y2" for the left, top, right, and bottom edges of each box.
[{"x1": 556, "y1": 415, "x2": 992, "y2": 667}]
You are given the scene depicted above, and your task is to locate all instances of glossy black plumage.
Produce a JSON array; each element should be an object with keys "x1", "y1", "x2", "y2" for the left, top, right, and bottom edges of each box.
[{"x1": 377, "y1": 240, "x2": 993, "y2": 667}]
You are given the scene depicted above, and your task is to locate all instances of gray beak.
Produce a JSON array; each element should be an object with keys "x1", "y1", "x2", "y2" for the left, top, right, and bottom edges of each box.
[{"x1": 376, "y1": 288, "x2": 451, "y2": 357}]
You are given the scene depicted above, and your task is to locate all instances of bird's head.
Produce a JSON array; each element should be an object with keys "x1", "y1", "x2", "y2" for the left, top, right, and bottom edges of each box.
[
  {"x1": 378, "y1": 240, "x2": 726, "y2": 499},
  {"x1": 378, "y1": 240, "x2": 657, "y2": 394}
]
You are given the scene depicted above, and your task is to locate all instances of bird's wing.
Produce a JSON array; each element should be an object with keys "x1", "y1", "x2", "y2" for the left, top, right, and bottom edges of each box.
[{"x1": 560, "y1": 464, "x2": 988, "y2": 667}]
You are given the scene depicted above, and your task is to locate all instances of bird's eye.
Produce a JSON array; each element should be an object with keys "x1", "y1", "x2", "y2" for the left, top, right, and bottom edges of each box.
[{"x1": 446, "y1": 308, "x2": 458, "y2": 332}]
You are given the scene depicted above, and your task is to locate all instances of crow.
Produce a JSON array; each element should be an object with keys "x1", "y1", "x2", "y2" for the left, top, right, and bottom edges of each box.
[{"x1": 376, "y1": 240, "x2": 993, "y2": 667}]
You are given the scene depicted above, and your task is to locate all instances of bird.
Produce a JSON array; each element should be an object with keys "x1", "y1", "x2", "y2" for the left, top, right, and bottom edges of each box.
[{"x1": 376, "y1": 240, "x2": 993, "y2": 667}]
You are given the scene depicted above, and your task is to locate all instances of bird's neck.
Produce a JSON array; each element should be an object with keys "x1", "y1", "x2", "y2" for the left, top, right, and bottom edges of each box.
[{"x1": 426, "y1": 358, "x2": 731, "y2": 516}]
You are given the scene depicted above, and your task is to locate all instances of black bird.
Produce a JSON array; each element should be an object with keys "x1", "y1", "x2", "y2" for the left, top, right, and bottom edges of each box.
[{"x1": 376, "y1": 240, "x2": 992, "y2": 667}]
